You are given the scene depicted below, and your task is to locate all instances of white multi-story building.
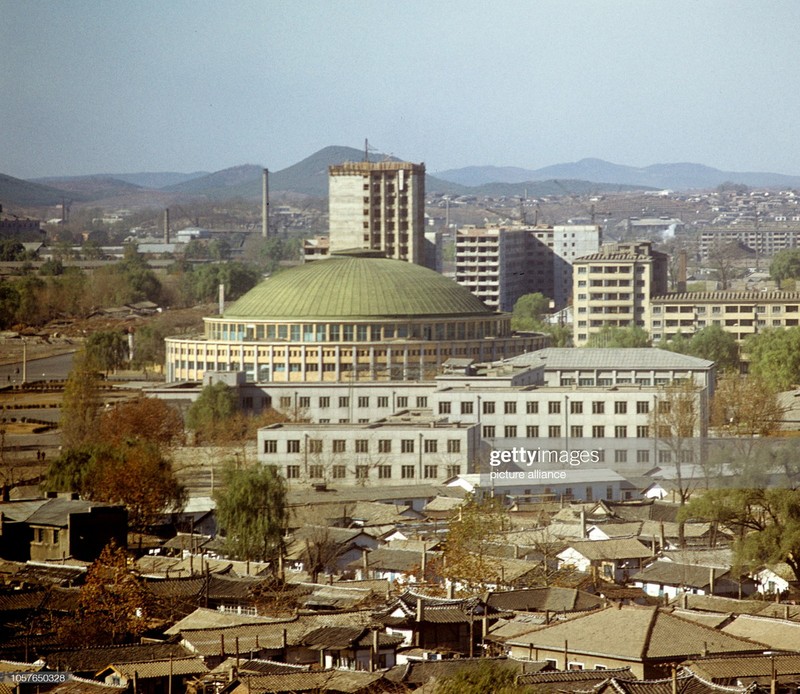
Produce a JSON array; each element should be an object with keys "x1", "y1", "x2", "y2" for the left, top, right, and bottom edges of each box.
[{"x1": 328, "y1": 161, "x2": 427, "y2": 266}]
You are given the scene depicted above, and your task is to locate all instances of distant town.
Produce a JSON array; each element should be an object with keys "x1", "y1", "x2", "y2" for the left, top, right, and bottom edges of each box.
[{"x1": 2, "y1": 147, "x2": 800, "y2": 693}]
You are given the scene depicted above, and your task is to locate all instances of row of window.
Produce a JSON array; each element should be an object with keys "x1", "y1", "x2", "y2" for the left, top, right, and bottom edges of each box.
[
  {"x1": 278, "y1": 395, "x2": 428, "y2": 410},
  {"x1": 264, "y1": 438, "x2": 462, "y2": 454},
  {"x1": 439, "y1": 400, "x2": 651, "y2": 416},
  {"x1": 481, "y1": 424, "x2": 652, "y2": 438},
  {"x1": 285, "y1": 463, "x2": 460, "y2": 480},
  {"x1": 654, "y1": 304, "x2": 799, "y2": 314}
]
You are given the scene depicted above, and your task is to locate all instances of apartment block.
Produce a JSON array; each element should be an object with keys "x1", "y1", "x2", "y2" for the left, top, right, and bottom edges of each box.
[
  {"x1": 573, "y1": 241, "x2": 668, "y2": 346},
  {"x1": 700, "y1": 227, "x2": 800, "y2": 261},
  {"x1": 328, "y1": 161, "x2": 426, "y2": 266}
]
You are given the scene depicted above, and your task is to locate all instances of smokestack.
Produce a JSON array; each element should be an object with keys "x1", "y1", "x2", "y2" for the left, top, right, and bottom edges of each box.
[
  {"x1": 268, "y1": 169, "x2": 269, "y2": 238},
  {"x1": 677, "y1": 250, "x2": 687, "y2": 293},
  {"x1": 219, "y1": 283, "x2": 225, "y2": 316},
  {"x1": 164, "y1": 208, "x2": 170, "y2": 244}
]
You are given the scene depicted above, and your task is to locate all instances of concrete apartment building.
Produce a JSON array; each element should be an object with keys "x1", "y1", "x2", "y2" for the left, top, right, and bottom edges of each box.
[
  {"x1": 328, "y1": 161, "x2": 427, "y2": 266},
  {"x1": 454, "y1": 224, "x2": 601, "y2": 312},
  {"x1": 700, "y1": 227, "x2": 800, "y2": 261},
  {"x1": 573, "y1": 241, "x2": 668, "y2": 346}
]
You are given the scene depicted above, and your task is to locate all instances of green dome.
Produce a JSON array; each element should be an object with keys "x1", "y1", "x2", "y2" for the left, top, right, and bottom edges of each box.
[{"x1": 225, "y1": 254, "x2": 493, "y2": 320}]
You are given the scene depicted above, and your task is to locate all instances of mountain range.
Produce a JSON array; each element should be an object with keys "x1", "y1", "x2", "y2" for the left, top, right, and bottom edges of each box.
[{"x1": 3, "y1": 148, "x2": 800, "y2": 212}]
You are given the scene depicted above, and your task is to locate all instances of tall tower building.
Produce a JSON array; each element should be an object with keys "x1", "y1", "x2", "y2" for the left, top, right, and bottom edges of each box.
[{"x1": 328, "y1": 161, "x2": 426, "y2": 266}]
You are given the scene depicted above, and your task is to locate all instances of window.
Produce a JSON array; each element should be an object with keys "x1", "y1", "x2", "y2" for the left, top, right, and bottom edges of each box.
[
  {"x1": 658, "y1": 450, "x2": 672, "y2": 463},
  {"x1": 319, "y1": 396, "x2": 330, "y2": 408},
  {"x1": 439, "y1": 401, "x2": 452, "y2": 414},
  {"x1": 614, "y1": 401, "x2": 627, "y2": 415},
  {"x1": 299, "y1": 396, "x2": 310, "y2": 408},
  {"x1": 585, "y1": 486, "x2": 594, "y2": 501},
  {"x1": 377, "y1": 396, "x2": 389, "y2": 408},
  {"x1": 570, "y1": 400, "x2": 583, "y2": 414},
  {"x1": 483, "y1": 401, "x2": 496, "y2": 414},
  {"x1": 279, "y1": 396, "x2": 292, "y2": 409},
  {"x1": 339, "y1": 396, "x2": 349, "y2": 408},
  {"x1": 483, "y1": 425, "x2": 496, "y2": 438},
  {"x1": 286, "y1": 465, "x2": 300, "y2": 479},
  {"x1": 378, "y1": 465, "x2": 392, "y2": 479},
  {"x1": 548, "y1": 401, "x2": 561, "y2": 414},
  {"x1": 592, "y1": 401, "x2": 605, "y2": 414},
  {"x1": 636, "y1": 425, "x2": 649, "y2": 438},
  {"x1": 287, "y1": 440, "x2": 300, "y2": 453},
  {"x1": 461, "y1": 401, "x2": 474, "y2": 415},
  {"x1": 401, "y1": 465, "x2": 415, "y2": 479},
  {"x1": 263, "y1": 440, "x2": 277, "y2": 454},
  {"x1": 401, "y1": 439, "x2": 414, "y2": 453},
  {"x1": 526, "y1": 425, "x2": 539, "y2": 437},
  {"x1": 570, "y1": 425, "x2": 583, "y2": 438},
  {"x1": 446, "y1": 464, "x2": 461, "y2": 478},
  {"x1": 416, "y1": 397, "x2": 428, "y2": 408},
  {"x1": 614, "y1": 425, "x2": 627, "y2": 438},
  {"x1": 35, "y1": 528, "x2": 43, "y2": 543},
  {"x1": 504, "y1": 425, "x2": 517, "y2": 438},
  {"x1": 615, "y1": 449, "x2": 627, "y2": 463},
  {"x1": 397, "y1": 396, "x2": 408, "y2": 408},
  {"x1": 526, "y1": 401, "x2": 539, "y2": 414},
  {"x1": 358, "y1": 396, "x2": 369, "y2": 408},
  {"x1": 447, "y1": 439, "x2": 461, "y2": 453},
  {"x1": 548, "y1": 425, "x2": 561, "y2": 438},
  {"x1": 333, "y1": 440, "x2": 346, "y2": 453},
  {"x1": 637, "y1": 449, "x2": 650, "y2": 463},
  {"x1": 309, "y1": 465, "x2": 324, "y2": 478},
  {"x1": 424, "y1": 439, "x2": 438, "y2": 453},
  {"x1": 355, "y1": 465, "x2": 369, "y2": 479},
  {"x1": 504, "y1": 401, "x2": 517, "y2": 415},
  {"x1": 636, "y1": 401, "x2": 649, "y2": 414},
  {"x1": 332, "y1": 465, "x2": 346, "y2": 479},
  {"x1": 355, "y1": 439, "x2": 368, "y2": 453},
  {"x1": 592, "y1": 425, "x2": 605, "y2": 438},
  {"x1": 424, "y1": 465, "x2": 438, "y2": 479},
  {"x1": 379, "y1": 439, "x2": 392, "y2": 453},
  {"x1": 308, "y1": 439, "x2": 323, "y2": 454}
]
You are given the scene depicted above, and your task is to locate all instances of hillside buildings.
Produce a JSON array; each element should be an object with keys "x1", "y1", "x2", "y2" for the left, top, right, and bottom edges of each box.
[{"x1": 454, "y1": 224, "x2": 601, "y2": 312}]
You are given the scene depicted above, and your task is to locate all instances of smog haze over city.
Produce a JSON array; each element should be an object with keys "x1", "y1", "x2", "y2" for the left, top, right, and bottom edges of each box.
[{"x1": 2, "y1": 0, "x2": 800, "y2": 180}]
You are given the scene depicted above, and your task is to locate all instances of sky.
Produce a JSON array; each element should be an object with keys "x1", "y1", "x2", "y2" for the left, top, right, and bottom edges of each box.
[{"x1": 3, "y1": 0, "x2": 800, "y2": 179}]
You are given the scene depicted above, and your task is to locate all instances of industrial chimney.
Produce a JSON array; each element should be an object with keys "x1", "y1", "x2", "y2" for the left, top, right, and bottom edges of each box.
[
  {"x1": 164, "y1": 208, "x2": 170, "y2": 244},
  {"x1": 677, "y1": 250, "x2": 687, "y2": 293},
  {"x1": 262, "y1": 168, "x2": 269, "y2": 239}
]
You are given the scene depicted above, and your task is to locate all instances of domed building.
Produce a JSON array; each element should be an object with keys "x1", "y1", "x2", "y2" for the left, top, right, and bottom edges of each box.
[{"x1": 165, "y1": 251, "x2": 546, "y2": 383}]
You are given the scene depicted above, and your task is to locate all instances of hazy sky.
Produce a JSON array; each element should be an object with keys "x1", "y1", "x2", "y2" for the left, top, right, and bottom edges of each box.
[{"x1": 3, "y1": 1, "x2": 799, "y2": 179}]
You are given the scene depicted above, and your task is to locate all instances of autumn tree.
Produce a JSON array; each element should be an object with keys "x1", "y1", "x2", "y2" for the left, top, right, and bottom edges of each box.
[
  {"x1": 59, "y1": 352, "x2": 102, "y2": 450},
  {"x1": 585, "y1": 325, "x2": 650, "y2": 348},
  {"x1": 746, "y1": 327, "x2": 800, "y2": 391},
  {"x1": 442, "y1": 496, "x2": 509, "y2": 594},
  {"x1": 711, "y1": 372, "x2": 785, "y2": 439},
  {"x1": 681, "y1": 488, "x2": 800, "y2": 582},
  {"x1": 435, "y1": 659, "x2": 521, "y2": 694},
  {"x1": 214, "y1": 462, "x2": 287, "y2": 564},
  {"x1": 186, "y1": 381, "x2": 237, "y2": 441},
  {"x1": 60, "y1": 541, "x2": 151, "y2": 645},
  {"x1": 96, "y1": 396, "x2": 184, "y2": 448}
]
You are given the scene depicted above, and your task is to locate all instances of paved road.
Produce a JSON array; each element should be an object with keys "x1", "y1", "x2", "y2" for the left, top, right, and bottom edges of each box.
[{"x1": 0, "y1": 352, "x2": 77, "y2": 385}]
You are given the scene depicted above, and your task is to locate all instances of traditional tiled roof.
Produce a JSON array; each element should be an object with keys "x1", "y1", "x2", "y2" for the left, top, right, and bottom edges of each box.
[
  {"x1": 228, "y1": 669, "x2": 386, "y2": 693},
  {"x1": 499, "y1": 605, "x2": 766, "y2": 661},
  {"x1": 671, "y1": 594, "x2": 773, "y2": 616},
  {"x1": 301, "y1": 626, "x2": 403, "y2": 650},
  {"x1": 44, "y1": 643, "x2": 193, "y2": 674},
  {"x1": 486, "y1": 587, "x2": 604, "y2": 613},
  {"x1": 97, "y1": 657, "x2": 208, "y2": 680},
  {"x1": 41, "y1": 677, "x2": 126, "y2": 693},
  {"x1": 632, "y1": 561, "x2": 729, "y2": 589},
  {"x1": 25, "y1": 498, "x2": 122, "y2": 527},
  {"x1": 683, "y1": 653, "x2": 800, "y2": 682},
  {"x1": 595, "y1": 671, "x2": 752, "y2": 694},
  {"x1": 721, "y1": 613, "x2": 800, "y2": 650},
  {"x1": 561, "y1": 538, "x2": 653, "y2": 561},
  {"x1": 164, "y1": 607, "x2": 283, "y2": 635},
  {"x1": 518, "y1": 666, "x2": 635, "y2": 685},
  {"x1": 385, "y1": 656, "x2": 535, "y2": 685}
]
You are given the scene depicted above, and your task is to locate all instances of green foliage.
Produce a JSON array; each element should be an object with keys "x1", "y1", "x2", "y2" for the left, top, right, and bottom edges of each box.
[
  {"x1": 0, "y1": 281, "x2": 20, "y2": 329},
  {"x1": 255, "y1": 237, "x2": 302, "y2": 274},
  {"x1": 182, "y1": 262, "x2": 261, "y2": 304},
  {"x1": 435, "y1": 660, "x2": 521, "y2": 694},
  {"x1": 664, "y1": 324, "x2": 739, "y2": 371},
  {"x1": 185, "y1": 381, "x2": 238, "y2": 437},
  {"x1": 585, "y1": 325, "x2": 650, "y2": 348},
  {"x1": 511, "y1": 292, "x2": 551, "y2": 331},
  {"x1": 745, "y1": 327, "x2": 800, "y2": 391},
  {"x1": 39, "y1": 258, "x2": 64, "y2": 276},
  {"x1": 0, "y1": 239, "x2": 26, "y2": 261},
  {"x1": 60, "y1": 352, "x2": 102, "y2": 450},
  {"x1": 85, "y1": 330, "x2": 129, "y2": 375},
  {"x1": 681, "y1": 488, "x2": 800, "y2": 582},
  {"x1": 770, "y1": 248, "x2": 800, "y2": 284},
  {"x1": 46, "y1": 446, "x2": 95, "y2": 492},
  {"x1": 214, "y1": 462, "x2": 287, "y2": 563}
]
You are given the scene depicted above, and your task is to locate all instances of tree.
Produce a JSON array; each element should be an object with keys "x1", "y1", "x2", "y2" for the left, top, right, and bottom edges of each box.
[
  {"x1": 442, "y1": 496, "x2": 509, "y2": 594},
  {"x1": 86, "y1": 441, "x2": 186, "y2": 531},
  {"x1": 706, "y1": 238, "x2": 748, "y2": 290},
  {"x1": 585, "y1": 325, "x2": 650, "y2": 348},
  {"x1": 681, "y1": 488, "x2": 800, "y2": 582},
  {"x1": 214, "y1": 462, "x2": 287, "y2": 564},
  {"x1": 435, "y1": 660, "x2": 521, "y2": 694},
  {"x1": 511, "y1": 292, "x2": 551, "y2": 331},
  {"x1": 770, "y1": 248, "x2": 800, "y2": 284},
  {"x1": 96, "y1": 396, "x2": 184, "y2": 448},
  {"x1": 85, "y1": 330, "x2": 128, "y2": 376},
  {"x1": 60, "y1": 541, "x2": 151, "y2": 645},
  {"x1": 185, "y1": 381, "x2": 238, "y2": 442},
  {"x1": 746, "y1": 327, "x2": 800, "y2": 391},
  {"x1": 711, "y1": 372, "x2": 785, "y2": 439},
  {"x1": 60, "y1": 352, "x2": 102, "y2": 450},
  {"x1": 0, "y1": 281, "x2": 20, "y2": 329},
  {"x1": 0, "y1": 239, "x2": 25, "y2": 261},
  {"x1": 687, "y1": 325, "x2": 739, "y2": 371}
]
